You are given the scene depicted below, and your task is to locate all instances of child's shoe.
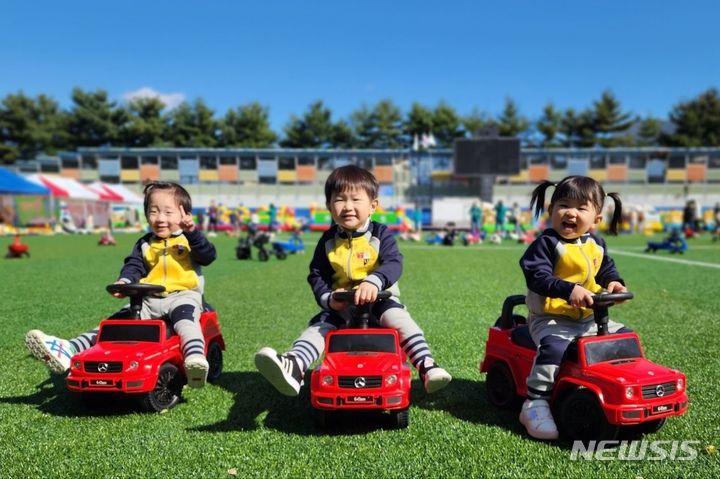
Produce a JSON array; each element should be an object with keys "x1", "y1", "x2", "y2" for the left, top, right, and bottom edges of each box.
[
  {"x1": 25, "y1": 329, "x2": 75, "y2": 374},
  {"x1": 255, "y1": 347, "x2": 303, "y2": 396},
  {"x1": 519, "y1": 399, "x2": 559, "y2": 440},
  {"x1": 419, "y1": 358, "x2": 452, "y2": 393},
  {"x1": 184, "y1": 355, "x2": 209, "y2": 388}
]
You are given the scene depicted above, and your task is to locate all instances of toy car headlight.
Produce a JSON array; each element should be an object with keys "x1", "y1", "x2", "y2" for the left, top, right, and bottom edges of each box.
[
  {"x1": 73, "y1": 360, "x2": 81, "y2": 370},
  {"x1": 625, "y1": 386, "x2": 635, "y2": 399},
  {"x1": 677, "y1": 378, "x2": 684, "y2": 391},
  {"x1": 322, "y1": 375, "x2": 334, "y2": 386},
  {"x1": 127, "y1": 361, "x2": 139, "y2": 371},
  {"x1": 386, "y1": 374, "x2": 398, "y2": 386}
]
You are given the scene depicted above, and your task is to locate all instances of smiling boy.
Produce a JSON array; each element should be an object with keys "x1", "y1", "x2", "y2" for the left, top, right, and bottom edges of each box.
[{"x1": 255, "y1": 165, "x2": 451, "y2": 396}]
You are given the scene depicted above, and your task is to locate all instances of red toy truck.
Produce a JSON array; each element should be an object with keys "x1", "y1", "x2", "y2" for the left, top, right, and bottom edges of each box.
[
  {"x1": 480, "y1": 292, "x2": 688, "y2": 441},
  {"x1": 66, "y1": 283, "x2": 225, "y2": 412},
  {"x1": 310, "y1": 291, "x2": 412, "y2": 428}
]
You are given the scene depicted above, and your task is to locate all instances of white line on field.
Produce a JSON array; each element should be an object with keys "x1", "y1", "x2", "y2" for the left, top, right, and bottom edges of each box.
[
  {"x1": 610, "y1": 249, "x2": 720, "y2": 269},
  {"x1": 399, "y1": 244, "x2": 520, "y2": 251}
]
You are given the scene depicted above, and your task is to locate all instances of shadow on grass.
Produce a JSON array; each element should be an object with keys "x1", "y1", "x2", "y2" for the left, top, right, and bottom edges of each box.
[
  {"x1": 411, "y1": 377, "x2": 525, "y2": 432},
  {"x1": 0, "y1": 372, "x2": 145, "y2": 417},
  {"x1": 192, "y1": 370, "x2": 424, "y2": 436}
]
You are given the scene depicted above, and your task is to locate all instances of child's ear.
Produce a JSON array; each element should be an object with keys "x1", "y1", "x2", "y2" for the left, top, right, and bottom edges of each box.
[
  {"x1": 594, "y1": 212, "x2": 603, "y2": 225},
  {"x1": 371, "y1": 198, "x2": 379, "y2": 210}
]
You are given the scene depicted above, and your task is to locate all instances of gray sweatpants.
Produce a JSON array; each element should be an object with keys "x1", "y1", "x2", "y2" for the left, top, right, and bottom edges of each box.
[
  {"x1": 526, "y1": 313, "x2": 625, "y2": 399},
  {"x1": 70, "y1": 290, "x2": 206, "y2": 360}
]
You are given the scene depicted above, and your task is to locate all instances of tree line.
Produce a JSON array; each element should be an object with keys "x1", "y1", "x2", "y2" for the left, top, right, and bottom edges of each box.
[{"x1": 1, "y1": 86, "x2": 719, "y2": 164}]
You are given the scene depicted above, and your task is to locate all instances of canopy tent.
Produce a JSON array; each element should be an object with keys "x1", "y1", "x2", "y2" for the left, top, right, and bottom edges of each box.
[
  {"x1": 25, "y1": 174, "x2": 111, "y2": 231},
  {"x1": 0, "y1": 167, "x2": 50, "y2": 195},
  {"x1": 26, "y1": 174, "x2": 100, "y2": 200},
  {"x1": 0, "y1": 167, "x2": 51, "y2": 230},
  {"x1": 90, "y1": 181, "x2": 143, "y2": 204},
  {"x1": 85, "y1": 182, "x2": 124, "y2": 202}
]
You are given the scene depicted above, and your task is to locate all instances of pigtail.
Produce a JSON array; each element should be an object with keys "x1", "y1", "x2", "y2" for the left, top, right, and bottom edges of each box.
[
  {"x1": 530, "y1": 181, "x2": 554, "y2": 219},
  {"x1": 606, "y1": 192, "x2": 623, "y2": 235}
]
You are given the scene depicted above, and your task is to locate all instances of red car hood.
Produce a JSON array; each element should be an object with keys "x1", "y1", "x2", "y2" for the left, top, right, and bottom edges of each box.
[
  {"x1": 587, "y1": 357, "x2": 683, "y2": 385},
  {"x1": 75, "y1": 341, "x2": 170, "y2": 363},
  {"x1": 323, "y1": 351, "x2": 405, "y2": 375}
]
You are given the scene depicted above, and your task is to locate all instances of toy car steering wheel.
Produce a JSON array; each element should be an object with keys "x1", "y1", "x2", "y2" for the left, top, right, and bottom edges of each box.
[
  {"x1": 590, "y1": 291, "x2": 634, "y2": 306},
  {"x1": 331, "y1": 290, "x2": 392, "y2": 303},
  {"x1": 590, "y1": 291, "x2": 633, "y2": 336},
  {"x1": 106, "y1": 283, "x2": 166, "y2": 319},
  {"x1": 331, "y1": 290, "x2": 392, "y2": 329}
]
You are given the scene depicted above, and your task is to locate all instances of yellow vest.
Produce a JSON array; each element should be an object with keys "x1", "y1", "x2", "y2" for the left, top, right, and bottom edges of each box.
[
  {"x1": 543, "y1": 238, "x2": 605, "y2": 320},
  {"x1": 140, "y1": 234, "x2": 201, "y2": 293}
]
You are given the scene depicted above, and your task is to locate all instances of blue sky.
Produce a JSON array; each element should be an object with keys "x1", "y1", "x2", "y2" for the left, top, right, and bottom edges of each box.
[{"x1": 3, "y1": 1, "x2": 718, "y2": 132}]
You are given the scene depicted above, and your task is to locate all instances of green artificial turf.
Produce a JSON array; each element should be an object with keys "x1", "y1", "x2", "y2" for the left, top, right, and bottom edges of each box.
[{"x1": 0, "y1": 232, "x2": 719, "y2": 478}]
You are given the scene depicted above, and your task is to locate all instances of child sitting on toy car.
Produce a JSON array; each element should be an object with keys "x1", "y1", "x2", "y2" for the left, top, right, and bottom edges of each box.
[
  {"x1": 255, "y1": 165, "x2": 451, "y2": 396},
  {"x1": 518, "y1": 176, "x2": 628, "y2": 440},
  {"x1": 25, "y1": 181, "x2": 217, "y2": 387}
]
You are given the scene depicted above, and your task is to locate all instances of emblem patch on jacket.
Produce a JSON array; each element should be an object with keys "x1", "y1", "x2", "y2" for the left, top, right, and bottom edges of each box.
[{"x1": 356, "y1": 251, "x2": 371, "y2": 265}]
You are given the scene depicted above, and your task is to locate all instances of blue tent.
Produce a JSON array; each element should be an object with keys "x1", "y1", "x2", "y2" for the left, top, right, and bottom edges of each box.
[{"x1": 0, "y1": 167, "x2": 50, "y2": 195}]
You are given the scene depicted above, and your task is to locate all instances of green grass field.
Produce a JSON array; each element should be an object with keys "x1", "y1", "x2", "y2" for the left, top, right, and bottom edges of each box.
[{"x1": 1, "y1": 232, "x2": 719, "y2": 478}]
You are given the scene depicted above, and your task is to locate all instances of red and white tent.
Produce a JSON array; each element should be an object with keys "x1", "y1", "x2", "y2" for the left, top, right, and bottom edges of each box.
[
  {"x1": 85, "y1": 182, "x2": 124, "y2": 202},
  {"x1": 90, "y1": 181, "x2": 144, "y2": 204},
  {"x1": 26, "y1": 174, "x2": 101, "y2": 200},
  {"x1": 25, "y1": 174, "x2": 112, "y2": 230}
]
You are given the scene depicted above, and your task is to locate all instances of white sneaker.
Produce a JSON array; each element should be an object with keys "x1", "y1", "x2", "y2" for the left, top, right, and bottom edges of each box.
[
  {"x1": 25, "y1": 329, "x2": 75, "y2": 374},
  {"x1": 255, "y1": 347, "x2": 303, "y2": 396},
  {"x1": 519, "y1": 399, "x2": 559, "y2": 440},
  {"x1": 419, "y1": 358, "x2": 452, "y2": 393},
  {"x1": 184, "y1": 355, "x2": 209, "y2": 388}
]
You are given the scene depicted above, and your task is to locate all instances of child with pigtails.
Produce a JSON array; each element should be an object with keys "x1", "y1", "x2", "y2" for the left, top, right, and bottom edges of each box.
[{"x1": 518, "y1": 175, "x2": 629, "y2": 440}]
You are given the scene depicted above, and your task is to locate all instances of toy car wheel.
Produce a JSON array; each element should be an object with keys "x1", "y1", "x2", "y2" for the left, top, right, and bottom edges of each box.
[
  {"x1": 486, "y1": 362, "x2": 519, "y2": 409},
  {"x1": 236, "y1": 247, "x2": 251, "y2": 260},
  {"x1": 140, "y1": 362, "x2": 183, "y2": 412},
  {"x1": 559, "y1": 389, "x2": 619, "y2": 442},
  {"x1": 276, "y1": 250, "x2": 287, "y2": 260},
  {"x1": 206, "y1": 341, "x2": 223, "y2": 383},
  {"x1": 390, "y1": 408, "x2": 410, "y2": 429},
  {"x1": 258, "y1": 249, "x2": 269, "y2": 262}
]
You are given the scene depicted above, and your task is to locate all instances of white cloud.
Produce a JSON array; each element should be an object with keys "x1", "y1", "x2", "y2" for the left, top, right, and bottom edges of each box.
[{"x1": 122, "y1": 87, "x2": 185, "y2": 110}]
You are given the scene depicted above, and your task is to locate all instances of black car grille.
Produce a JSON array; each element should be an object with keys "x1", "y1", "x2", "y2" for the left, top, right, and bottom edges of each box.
[
  {"x1": 642, "y1": 381, "x2": 676, "y2": 399},
  {"x1": 338, "y1": 375, "x2": 382, "y2": 389},
  {"x1": 84, "y1": 361, "x2": 123, "y2": 373}
]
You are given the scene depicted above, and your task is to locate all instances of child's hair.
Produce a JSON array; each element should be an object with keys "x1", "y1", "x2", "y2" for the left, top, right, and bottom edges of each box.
[
  {"x1": 529, "y1": 175, "x2": 623, "y2": 235},
  {"x1": 143, "y1": 181, "x2": 192, "y2": 217},
  {"x1": 324, "y1": 165, "x2": 379, "y2": 203}
]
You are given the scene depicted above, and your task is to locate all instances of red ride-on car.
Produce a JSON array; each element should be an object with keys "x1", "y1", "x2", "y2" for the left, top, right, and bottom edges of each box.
[
  {"x1": 66, "y1": 283, "x2": 225, "y2": 412},
  {"x1": 480, "y1": 292, "x2": 689, "y2": 441},
  {"x1": 310, "y1": 291, "x2": 412, "y2": 429}
]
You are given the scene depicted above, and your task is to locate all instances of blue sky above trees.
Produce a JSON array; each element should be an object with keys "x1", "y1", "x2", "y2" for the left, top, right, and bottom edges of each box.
[{"x1": 2, "y1": 0, "x2": 719, "y2": 131}]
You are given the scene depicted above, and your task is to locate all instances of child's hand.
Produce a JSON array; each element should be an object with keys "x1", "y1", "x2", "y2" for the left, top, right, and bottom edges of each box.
[
  {"x1": 329, "y1": 288, "x2": 350, "y2": 311},
  {"x1": 354, "y1": 282, "x2": 378, "y2": 305},
  {"x1": 568, "y1": 284, "x2": 594, "y2": 308},
  {"x1": 179, "y1": 205, "x2": 195, "y2": 232},
  {"x1": 110, "y1": 280, "x2": 126, "y2": 298},
  {"x1": 606, "y1": 281, "x2": 629, "y2": 303}
]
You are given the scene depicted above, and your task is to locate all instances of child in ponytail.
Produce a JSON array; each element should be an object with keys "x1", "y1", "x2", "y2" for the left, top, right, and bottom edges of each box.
[{"x1": 518, "y1": 175, "x2": 628, "y2": 440}]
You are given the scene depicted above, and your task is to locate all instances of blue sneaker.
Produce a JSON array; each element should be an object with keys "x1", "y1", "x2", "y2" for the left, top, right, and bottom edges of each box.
[{"x1": 25, "y1": 330, "x2": 75, "y2": 374}]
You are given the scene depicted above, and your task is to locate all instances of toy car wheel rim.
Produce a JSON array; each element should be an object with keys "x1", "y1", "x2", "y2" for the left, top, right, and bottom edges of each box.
[
  {"x1": 560, "y1": 389, "x2": 619, "y2": 442},
  {"x1": 486, "y1": 362, "x2": 517, "y2": 408},
  {"x1": 145, "y1": 363, "x2": 182, "y2": 412},
  {"x1": 207, "y1": 342, "x2": 223, "y2": 383}
]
